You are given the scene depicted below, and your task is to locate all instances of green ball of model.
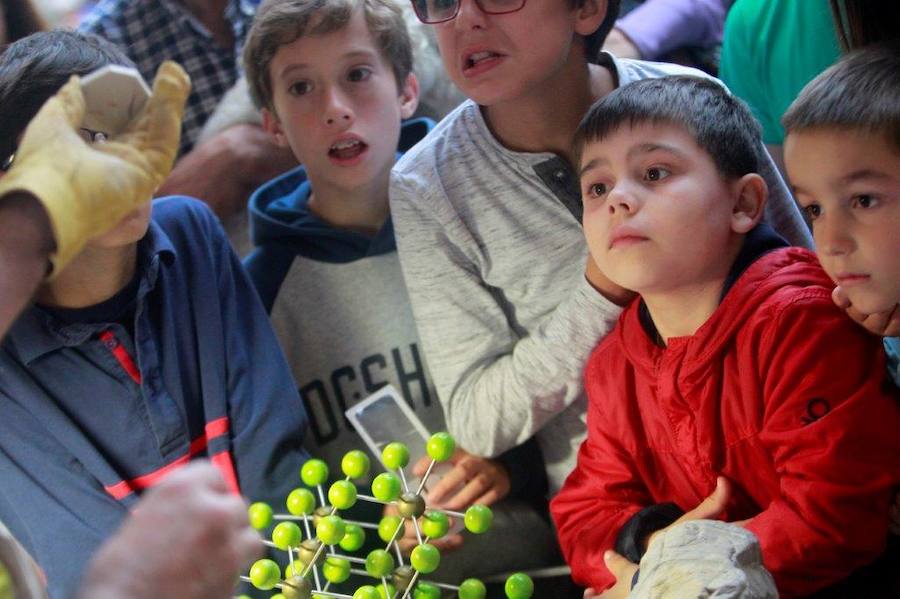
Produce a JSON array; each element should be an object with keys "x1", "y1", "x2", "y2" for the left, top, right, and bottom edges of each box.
[
  {"x1": 339, "y1": 523, "x2": 366, "y2": 552},
  {"x1": 353, "y1": 587, "x2": 380, "y2": 599},
  {"x1": 426, "y1": 432, "x2": 456, "y2": 462},
  {"x1": 420, "y1": 510, "x2": 450, "y2": 539},
  {"x1": 410, "y1": 543, "x2": 440, "y2": 574},
  {"x1": 464, "y1": 505, "x2": 493, "y2": 534},
  {"x1": 316, "y1": 514, "x2": 346, "y2": 545},
  {"x1": 397, "y1": 492, "x2": 426, "y2": 518},
  {"x1": 341, "y1": 449, "x2": 371, "y2": 479},
  {"x1": 414, "y1": 582, "x2": 442, "y2": 599},
  {"x1": 381, "y1": 442, "x2": 410, "y2": 469},
  {"x1": 458, "y1": 579, "x2": 487, "y2": 599},
  {"x1": 322, "y1": 556, "x2": 351, "y2": 584},
  {"x1": 281, "y1": 575, "x2": 312, "y2": 599},
  {"x1": 248, "y1": 502, "x2": 273, "y2": 530},
  {"x1": 371, "y1": 472, "x2": 402, "y2": 502},
  {"x1": 272, "y1": 521, "x2": 303, "y2": 550},
  {"x1": 286, "y1": 488, "x2": 316, "y2": 516},
  {"x1": 365, "y1": 549, "x2": 395, "y2": 578},
  {"x1": 301, "y1": 459, "x2": 329, "y2": 487},
  {"x1": 312, "y1": 505, "x2": 332, "y2": 528},
  {"x1": 248, "y1": 558, "x2": 281, "y2": 590},
  {"x1": 504, "y1": 573, "x2": 534, "y2": 599},
  {"x1": 271, "y1": 594, "x2": 287, "y2": 599},
  {"x1": 328, "y1": 479, "x2": 358, "y2": 510},
  {"x1": 378, "y1": 515, "x2": 404, "y2": 543},
  {"x1": 284, "y1": 559, "x2": 306, "y2": 579},
  {"x1": 376, "y1": 582, "x2": 397, "y2": 599}
]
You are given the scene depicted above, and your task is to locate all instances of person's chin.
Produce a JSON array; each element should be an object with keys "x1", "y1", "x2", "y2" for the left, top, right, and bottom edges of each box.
[{"x1": 845, "y1": 288, "x2": 898, "y2": 316}]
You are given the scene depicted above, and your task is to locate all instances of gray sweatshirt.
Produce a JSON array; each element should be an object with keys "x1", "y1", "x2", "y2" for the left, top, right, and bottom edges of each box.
[{"x1": 390, "y1": 54, "x2": 812, "y2": 493}]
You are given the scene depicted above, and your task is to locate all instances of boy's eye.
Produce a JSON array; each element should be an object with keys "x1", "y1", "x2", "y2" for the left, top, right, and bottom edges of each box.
[
  {"x1": 851, "y1": 194, "x2": 878, "y2": 209},
  {"x1": 644, "y1": 167, "x2": 670, "y2": 182},
  {"x1": 801, "y1": 203, "x2": 822, "y2": 221},
  {"x1": 288, "y1": 81, "x2": 312, "y2": 96},
  {"x1": 348, "y1": 67, "x2": 372, "y2": 83},
  {"x1": 586, "y1": 182, "x2": 608, "y2": 197}
]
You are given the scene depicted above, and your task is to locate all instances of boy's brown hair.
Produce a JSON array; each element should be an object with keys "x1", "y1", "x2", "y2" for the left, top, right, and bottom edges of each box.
[
  {"x1": 782, "y1": 43, "x2": 900, "y2": 153},
  {"x1": 243, "y1": 0, "x2": 413, "y2": 112}
]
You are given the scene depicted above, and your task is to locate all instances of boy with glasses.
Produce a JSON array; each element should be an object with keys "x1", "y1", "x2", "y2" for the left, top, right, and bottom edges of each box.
[{"x1": 392, "y1": 0, "x2": 811, "y2": 494}]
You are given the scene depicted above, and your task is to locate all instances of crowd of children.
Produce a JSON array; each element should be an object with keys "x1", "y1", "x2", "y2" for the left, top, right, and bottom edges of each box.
[{"x1": 0, "y1": 0, "x2": 897, "y2": 597}]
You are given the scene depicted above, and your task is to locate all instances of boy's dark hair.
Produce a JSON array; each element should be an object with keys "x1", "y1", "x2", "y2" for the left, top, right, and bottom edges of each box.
[
  {"x1": 782, "y1": 43, "x2": 900, "y2": 153},
  {"x1": 574, "y1": 75, "x2": 762, "y2": 180},
  {"x1": 574, "y1": 0, "x2": 621, "y2": 61},
  {"x1": 244, "y1": 0, "x2": 413, "y2": 111},
  {"x1": 1, "y1": 0, "x2": 47, "y2": 45},
  {"x1": 0, "y1": 29, "x2": 134, "y2": 162},
  {"x1": 829, "y1": 0, "x2": 900, "y2": 52}
]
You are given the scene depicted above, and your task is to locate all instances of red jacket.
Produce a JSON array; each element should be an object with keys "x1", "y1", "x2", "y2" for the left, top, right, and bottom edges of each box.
[{"x1": 551, "y1": 248, "x2": 900, "y2": 597}]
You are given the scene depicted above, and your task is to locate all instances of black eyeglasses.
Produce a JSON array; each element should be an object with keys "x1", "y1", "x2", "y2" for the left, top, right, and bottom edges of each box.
[
  {"x1": 1, "y1": 127, "x2": 108, "y2": 172},
  {"x1": 411, "y1": 0, "x2": 527, "y2": 24}
]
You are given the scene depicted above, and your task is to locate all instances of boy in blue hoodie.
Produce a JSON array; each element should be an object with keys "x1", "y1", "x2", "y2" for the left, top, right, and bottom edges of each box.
[
  {"x1": 241, "y1": 0, "x2": 568, "y2": 587},
  {"x1": 0, "y1": 31, "x2": 309, "y2": 598}
]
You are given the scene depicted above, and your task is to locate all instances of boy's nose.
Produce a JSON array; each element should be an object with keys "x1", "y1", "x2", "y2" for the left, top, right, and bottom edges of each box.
[
  {"x1": 607, "y1": 186, "x2": 639, "y2": 215},
  {"x1": 818, "y1": 216, "x2": 854, "y2": 256},
  {"x1": 455, "y1": 0, "x2": 488, "y2": 29},
  {"x1": 322, "y1": 90, "x2": 353, "y2": 126}
]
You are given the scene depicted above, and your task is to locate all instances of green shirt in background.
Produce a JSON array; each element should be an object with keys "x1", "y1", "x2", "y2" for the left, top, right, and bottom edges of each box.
[{"x1": 719, "y1": 0, "x2": 841, "y2": 145}]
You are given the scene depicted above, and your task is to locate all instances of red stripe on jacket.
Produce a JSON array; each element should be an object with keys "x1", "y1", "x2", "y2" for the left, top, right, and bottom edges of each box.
[{"x1": 103, "y1": 417, "x2": 239, "y2": 500}]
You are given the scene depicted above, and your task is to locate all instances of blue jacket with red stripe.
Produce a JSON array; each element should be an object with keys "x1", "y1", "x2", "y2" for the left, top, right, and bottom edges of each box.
[{"x1": 0, "y1": 197, "x2": 309, "y2": 598}]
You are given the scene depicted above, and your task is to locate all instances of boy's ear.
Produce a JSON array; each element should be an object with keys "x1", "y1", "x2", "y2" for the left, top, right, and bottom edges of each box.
[
  {"x1": 730, "y1": 173, "x2": 768, "y2": 234},
  {"x1": 574, "y1": 0, "x2": 607, "y2": 37},
  {"x1": 398, "y1": 72, "x2": 419, "y2": 120},
  {"x1": 261, "y1": 107, "x2": 290, "y2": 148}
]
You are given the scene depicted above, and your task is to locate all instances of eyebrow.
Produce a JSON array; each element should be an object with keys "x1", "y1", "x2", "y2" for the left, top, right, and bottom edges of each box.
[
  {"x1": 838, "y1": 168, "x2": 895, "y2": 185},
  {"x1": 579, "y1": 142, "x2": 684, "y2": 177},
  {"x1": 277, "y1": 49, "x2": 379, "y2": 80}
]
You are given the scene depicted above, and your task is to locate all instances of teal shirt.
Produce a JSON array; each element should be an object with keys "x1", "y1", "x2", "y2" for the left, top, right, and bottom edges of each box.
[{"x1": 719, "y1": 0, "x2": 841, "y2": 145}]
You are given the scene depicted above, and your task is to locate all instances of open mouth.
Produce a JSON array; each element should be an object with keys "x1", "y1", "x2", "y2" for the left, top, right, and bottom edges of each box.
[
  {"x1": 329, "y1": 138, "x2": 368, "y2": 160},
  {"x1": 464, "y1": 50, "x2": 502, "y2": 71}
]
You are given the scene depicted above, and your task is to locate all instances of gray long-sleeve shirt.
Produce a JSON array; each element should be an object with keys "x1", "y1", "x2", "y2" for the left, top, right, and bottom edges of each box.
[{"x1": 390, "y1": 54, "x2": 812, "y2": 493}]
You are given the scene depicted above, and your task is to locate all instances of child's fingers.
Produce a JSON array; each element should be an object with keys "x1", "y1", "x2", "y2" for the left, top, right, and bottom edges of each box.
[
  {"x1": 441, "y1": 474, "x2": 493, "y2": 511},
  {"x1": 426, "y1": 463, "x2": 469, "y2": 506},
  {"x1": 688, "y1": 476, "x2": 730, "y2": 521},
  {"x1": 411, "y1": 454, "x2": 431, "y2": 478},
  {"x1": 603, "y1": 550, "x2": 636, "y2": 579},
  {"x1": 831, "y1": 285, "x2": 850, "y2": 309}
]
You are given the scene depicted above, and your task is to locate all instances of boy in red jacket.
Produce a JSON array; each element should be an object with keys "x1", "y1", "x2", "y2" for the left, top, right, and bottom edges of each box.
[{"x1": 550, "y1": 75, "x2": 900, "y2": 598}]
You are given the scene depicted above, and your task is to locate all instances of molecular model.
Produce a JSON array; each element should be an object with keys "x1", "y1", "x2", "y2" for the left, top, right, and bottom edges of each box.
[{"x1": 240, "y1": 432, "x2": 534, "y2": 599}]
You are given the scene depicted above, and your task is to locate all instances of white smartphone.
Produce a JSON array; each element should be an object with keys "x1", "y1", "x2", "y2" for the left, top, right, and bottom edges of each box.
[
  {"x1": 79, "y1": 65, "x2": 151, "y2": 137},
  {"x1": 346, "y1": 385, "x2": 464, "y2": 532}
]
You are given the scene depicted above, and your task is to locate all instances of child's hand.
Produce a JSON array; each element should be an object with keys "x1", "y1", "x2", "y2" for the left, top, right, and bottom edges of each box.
[
  {"x1": 598, "y1": 550, "x2": 639, "y2": 599},
  {"x1": 645, "y1": 477, "x2": 731, "y2": 550},
  {"x1": 833, "y1": 286, "x2": 900, "y2": 337},
  {"x1": 413, "y1": 448, "x2": 511, "y2": 510}
]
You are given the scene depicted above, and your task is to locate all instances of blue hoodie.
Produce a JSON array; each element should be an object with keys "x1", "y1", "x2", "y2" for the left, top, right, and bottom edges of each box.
[{"x1": 243, "y1": 119, "x2": 545, "y2": 498}]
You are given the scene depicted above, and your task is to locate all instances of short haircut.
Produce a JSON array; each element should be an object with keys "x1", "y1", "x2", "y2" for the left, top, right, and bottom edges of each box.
[
  {"x1": 576, "y1": 0, "x2": 621, "y2": 62},
  {"x1": 574, "y1": 75, "x2": 762, "y2": 180},
  {"x1": 0, "y1": 29, "x2": 134, "y2": 161},
  {"x1": 244, "y1": 0, "x2": 413, "y2": 111},
  {"x1": 782, "y1": 43, "x2": 900, "y2": 153}
]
